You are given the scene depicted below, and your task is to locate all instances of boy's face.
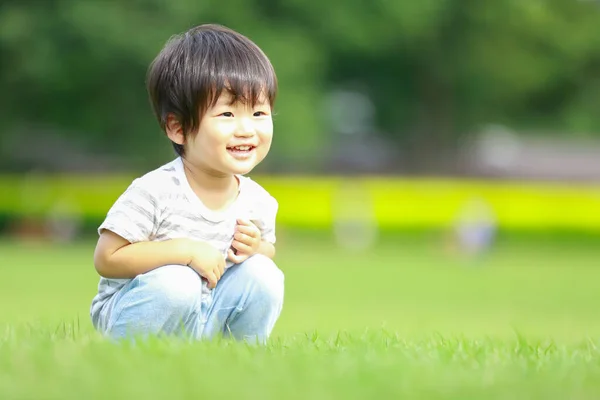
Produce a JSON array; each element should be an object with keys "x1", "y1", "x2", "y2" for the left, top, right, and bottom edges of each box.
[{"x1": 178, "y1": 91, "x2": 273, "y2": 176}]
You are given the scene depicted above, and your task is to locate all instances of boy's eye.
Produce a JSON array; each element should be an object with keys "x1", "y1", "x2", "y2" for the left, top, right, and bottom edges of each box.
[
  {"x1": 220, "y1": 112, "x2": 234, "y2": 117},
  {"x1": 253, "y1": 111, "x2": 267, "y2": 117}
]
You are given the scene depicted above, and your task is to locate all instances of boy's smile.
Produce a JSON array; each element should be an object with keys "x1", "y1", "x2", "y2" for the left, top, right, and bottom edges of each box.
[{"x1": 226, "y1": 144, "x2": 257, "y2": 160}]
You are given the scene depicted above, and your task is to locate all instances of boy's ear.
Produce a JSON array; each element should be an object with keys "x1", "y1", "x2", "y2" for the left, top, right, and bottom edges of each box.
[{"x1": 165, "y1": 114, "x2": 185, "y2": 145}]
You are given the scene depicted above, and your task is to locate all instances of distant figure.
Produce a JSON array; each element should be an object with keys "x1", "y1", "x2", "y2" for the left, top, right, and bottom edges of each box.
[
  {"x1": 449, "y1": 196, "x2": 497, "y2": 259},
  {"x1": 90, "y1": 24, "x2": 283, "y2": 343},
  {"x1": 332, "y1": 181, "x2": 379, "y2": 252}
]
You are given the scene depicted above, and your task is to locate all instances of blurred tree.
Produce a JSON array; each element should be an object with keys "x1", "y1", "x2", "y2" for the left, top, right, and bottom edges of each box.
[
  {"x1": 285, "y1": 0, "x2": 600, "y2": 170},
  {"x1": 0, "y1": 0, "x2": 599, "y2": 172},
  {"x1": 0, "y1": 0, "x2": 325, "y2": 171}
]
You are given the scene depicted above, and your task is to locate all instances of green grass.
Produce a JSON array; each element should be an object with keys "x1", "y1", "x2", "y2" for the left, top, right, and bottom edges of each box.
[{"x1": 1, "y1": 230, "x2": 600, "y2": 398}]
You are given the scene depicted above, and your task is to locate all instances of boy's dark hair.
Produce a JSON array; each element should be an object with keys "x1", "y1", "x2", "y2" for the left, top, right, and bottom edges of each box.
[{"x1": 146, "y1": 24, "x2": 278, "y2": 156}]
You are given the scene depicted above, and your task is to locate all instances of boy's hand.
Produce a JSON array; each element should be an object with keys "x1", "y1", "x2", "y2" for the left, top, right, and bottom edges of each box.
[
  {"x1": 179, "y1": 239, "x2": 226, "y2": 289},
  {"x1": 228, "y1": 219, "x2": 261, "y2": 264}
]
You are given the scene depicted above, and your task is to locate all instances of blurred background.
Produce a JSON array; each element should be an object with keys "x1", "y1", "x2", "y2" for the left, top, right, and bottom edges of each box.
[{"x1": 1, "y1": 0, "x2": 600, "y2": 340}]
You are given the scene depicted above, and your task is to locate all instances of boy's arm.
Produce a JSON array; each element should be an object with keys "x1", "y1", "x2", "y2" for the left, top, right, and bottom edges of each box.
[{"x1": 94, "y1": 230, "x2": 190, "y2": 279}]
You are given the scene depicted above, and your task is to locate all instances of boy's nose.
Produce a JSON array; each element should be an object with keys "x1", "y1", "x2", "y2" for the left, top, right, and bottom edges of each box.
[{"x1": 235, "y1": 118, "x2": 255, "y2": 136}]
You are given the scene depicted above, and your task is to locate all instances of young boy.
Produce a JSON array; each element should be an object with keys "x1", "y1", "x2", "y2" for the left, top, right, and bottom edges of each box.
[{"x1": 90, "y1": 24, "x2": 284, "y2": 343}]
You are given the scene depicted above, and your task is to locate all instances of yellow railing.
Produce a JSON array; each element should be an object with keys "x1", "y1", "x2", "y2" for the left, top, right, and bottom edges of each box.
[{"x1": 1, "y1": 175, "x2": 600, "y2": 231}]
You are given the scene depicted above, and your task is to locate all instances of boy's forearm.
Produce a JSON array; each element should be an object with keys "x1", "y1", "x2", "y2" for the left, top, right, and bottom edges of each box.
[
  {"x1": 96, "y1": 239, "x2": 190, "y2": 279},
  {"x1": 257, "y1": 240, "x2": 276, "y2": 259}
]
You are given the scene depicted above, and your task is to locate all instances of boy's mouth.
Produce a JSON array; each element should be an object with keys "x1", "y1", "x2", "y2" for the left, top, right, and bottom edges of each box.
[{"x1": 226, "y1": 145, "x2": 256, "y2": 159}]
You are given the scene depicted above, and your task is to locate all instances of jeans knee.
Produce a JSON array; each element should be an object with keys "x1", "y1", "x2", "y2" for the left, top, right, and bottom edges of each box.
[
  {"x1": 241, "y1": 255, "x2": 284, "y2": 306},
  {"x1": 141, "y1": 265, "x2": 203, "y2": 312}
]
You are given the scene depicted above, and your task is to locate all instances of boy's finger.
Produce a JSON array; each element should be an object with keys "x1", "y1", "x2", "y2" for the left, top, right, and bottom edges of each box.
[
  {"x1": 236, "y1": 225, "x2": 258, "y2": 237},
  {"x1": 227, "y1": 248, "x2": 238, "y2": 260},
  {"x1": 205, "y1": 271, "x2": 218, "y2": 289},
  {"x1": 217, "y1": 257, "x2": 225, "y2": 275},
  {"x1": 213, "y1": 265, "x2": 222, "y2": 280},
  {"x1": 232, "y1": 240, "x2": 253, "y2": 254},
  {"x1": 228, "y1": 249, "x2": 247, "y2": 264},
  {"x1": 236, "y1": 219, "x2": 255, "y2": 227},
  {"x1": 234, "y1": 231, "x2": 254, "y2": 243},
  {"x1": 227, "y1": 248, "x2": 235, "y2": 261}
]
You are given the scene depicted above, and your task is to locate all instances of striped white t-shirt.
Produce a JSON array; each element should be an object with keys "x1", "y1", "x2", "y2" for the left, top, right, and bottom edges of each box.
[{"x1": 90, "y1": 157, "x2": 278, "y2": 324}]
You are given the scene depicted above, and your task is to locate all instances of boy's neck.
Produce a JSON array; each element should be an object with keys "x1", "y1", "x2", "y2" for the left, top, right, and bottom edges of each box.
[{"x1": 181, "y1": 158, "x2": 239, "y2": 211}]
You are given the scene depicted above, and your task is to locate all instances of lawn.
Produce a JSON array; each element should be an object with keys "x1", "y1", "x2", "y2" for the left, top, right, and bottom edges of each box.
[{"x1": 0, "y1": 230, "x2": 599, "y2": 399}]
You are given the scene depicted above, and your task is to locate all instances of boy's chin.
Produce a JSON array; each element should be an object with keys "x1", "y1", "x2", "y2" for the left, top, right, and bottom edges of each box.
[{"x1": 227, "y1": 163, "x2": 256, "y2": 176}]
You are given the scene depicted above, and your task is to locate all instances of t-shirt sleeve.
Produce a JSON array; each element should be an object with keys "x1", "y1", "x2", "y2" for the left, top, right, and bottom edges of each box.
[
  {"x1": 98, "y1": 178, "x2": 160, "y2": 243},
  {"x1": 257, "y1": 195, "x2": 278, "y2": 244}
]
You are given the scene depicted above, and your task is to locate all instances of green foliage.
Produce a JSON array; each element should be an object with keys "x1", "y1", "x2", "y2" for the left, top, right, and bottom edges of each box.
[{"x1": 1, "y1": 0, "x2": 599, "y2": 169}]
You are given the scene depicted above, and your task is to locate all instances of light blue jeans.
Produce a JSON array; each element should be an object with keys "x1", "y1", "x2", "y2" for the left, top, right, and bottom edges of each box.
[{"x1": 94, "y1": 254, "x2": 284, "y2": 344}]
